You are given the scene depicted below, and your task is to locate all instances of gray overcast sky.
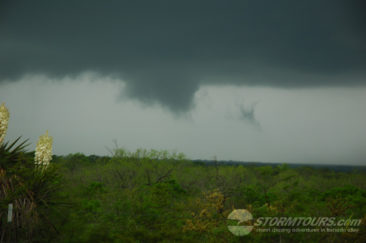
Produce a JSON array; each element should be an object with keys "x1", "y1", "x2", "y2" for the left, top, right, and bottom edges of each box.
[{"x1": 1, "y1": 0, "x2": 365, "y2": 164}]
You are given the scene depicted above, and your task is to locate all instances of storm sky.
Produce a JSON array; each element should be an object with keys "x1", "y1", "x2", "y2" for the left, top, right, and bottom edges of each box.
[{"x1": 1, "y1": 0, "x2": 365, "y2": 164}]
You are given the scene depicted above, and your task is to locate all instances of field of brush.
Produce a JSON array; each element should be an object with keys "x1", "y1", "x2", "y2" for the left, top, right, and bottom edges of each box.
[{"x1": 1, "y1": 148, "x2": 366, "y2": 242}]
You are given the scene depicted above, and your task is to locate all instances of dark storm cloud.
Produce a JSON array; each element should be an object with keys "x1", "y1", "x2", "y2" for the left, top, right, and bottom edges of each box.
[{"x1": 1, "y1": 0, "x2": 365, "y2": 111}]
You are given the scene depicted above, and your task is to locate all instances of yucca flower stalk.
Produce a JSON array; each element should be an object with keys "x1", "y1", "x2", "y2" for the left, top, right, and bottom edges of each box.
[
  {"x1": 35, "y1": 130, "x2": 53, "y2": 168},
  {"x1": 0, "y1": 102, "x2": 10, "y2": 145}
]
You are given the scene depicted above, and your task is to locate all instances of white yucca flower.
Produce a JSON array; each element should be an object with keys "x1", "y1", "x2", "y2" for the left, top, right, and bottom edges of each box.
[
  {"x1": 35, "y1": 130, "x2": 53, "y2": 168},
  {"x1": 0, "y1": 102, "x2": 10, "y2": 145}
]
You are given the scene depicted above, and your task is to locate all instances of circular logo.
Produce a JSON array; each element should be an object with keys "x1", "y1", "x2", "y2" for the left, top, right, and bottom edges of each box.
[{"x1": 227, "y1": 209, "x2": 253, "y2": 236}]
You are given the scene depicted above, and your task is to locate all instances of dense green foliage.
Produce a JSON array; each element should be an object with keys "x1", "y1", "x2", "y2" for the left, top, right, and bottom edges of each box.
[{"x1": 2, "y1": 148, "x2": 366, "y2": 242}]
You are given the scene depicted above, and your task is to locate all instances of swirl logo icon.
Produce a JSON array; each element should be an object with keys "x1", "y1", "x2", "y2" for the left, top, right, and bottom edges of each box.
[{"x1": 227, "y1": 209, "x2": 253, "y2": 236}]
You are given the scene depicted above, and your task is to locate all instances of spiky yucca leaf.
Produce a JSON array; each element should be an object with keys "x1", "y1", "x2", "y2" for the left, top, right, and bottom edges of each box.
[
  {"x1": 0, "y1": 137, "x2": 30, "y2": 169},
  {"x1": 0, "y1": 137, "x2": 62, "y2": 242}
]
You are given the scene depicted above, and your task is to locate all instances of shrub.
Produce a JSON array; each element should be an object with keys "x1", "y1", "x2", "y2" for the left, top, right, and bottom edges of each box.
[{"x1": 0, "y1": 103, "x2": 61, "y2": 243}]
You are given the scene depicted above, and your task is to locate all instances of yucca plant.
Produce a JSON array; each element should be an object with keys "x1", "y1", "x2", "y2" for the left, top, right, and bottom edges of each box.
[{"x1": 0, "y1": 103, "x2": 62, "y2": 243}]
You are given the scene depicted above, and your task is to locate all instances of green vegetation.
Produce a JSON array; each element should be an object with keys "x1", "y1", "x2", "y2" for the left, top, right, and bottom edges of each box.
[{"x1": 1, "y1": 147, "x2": 366, "y2": 242}]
